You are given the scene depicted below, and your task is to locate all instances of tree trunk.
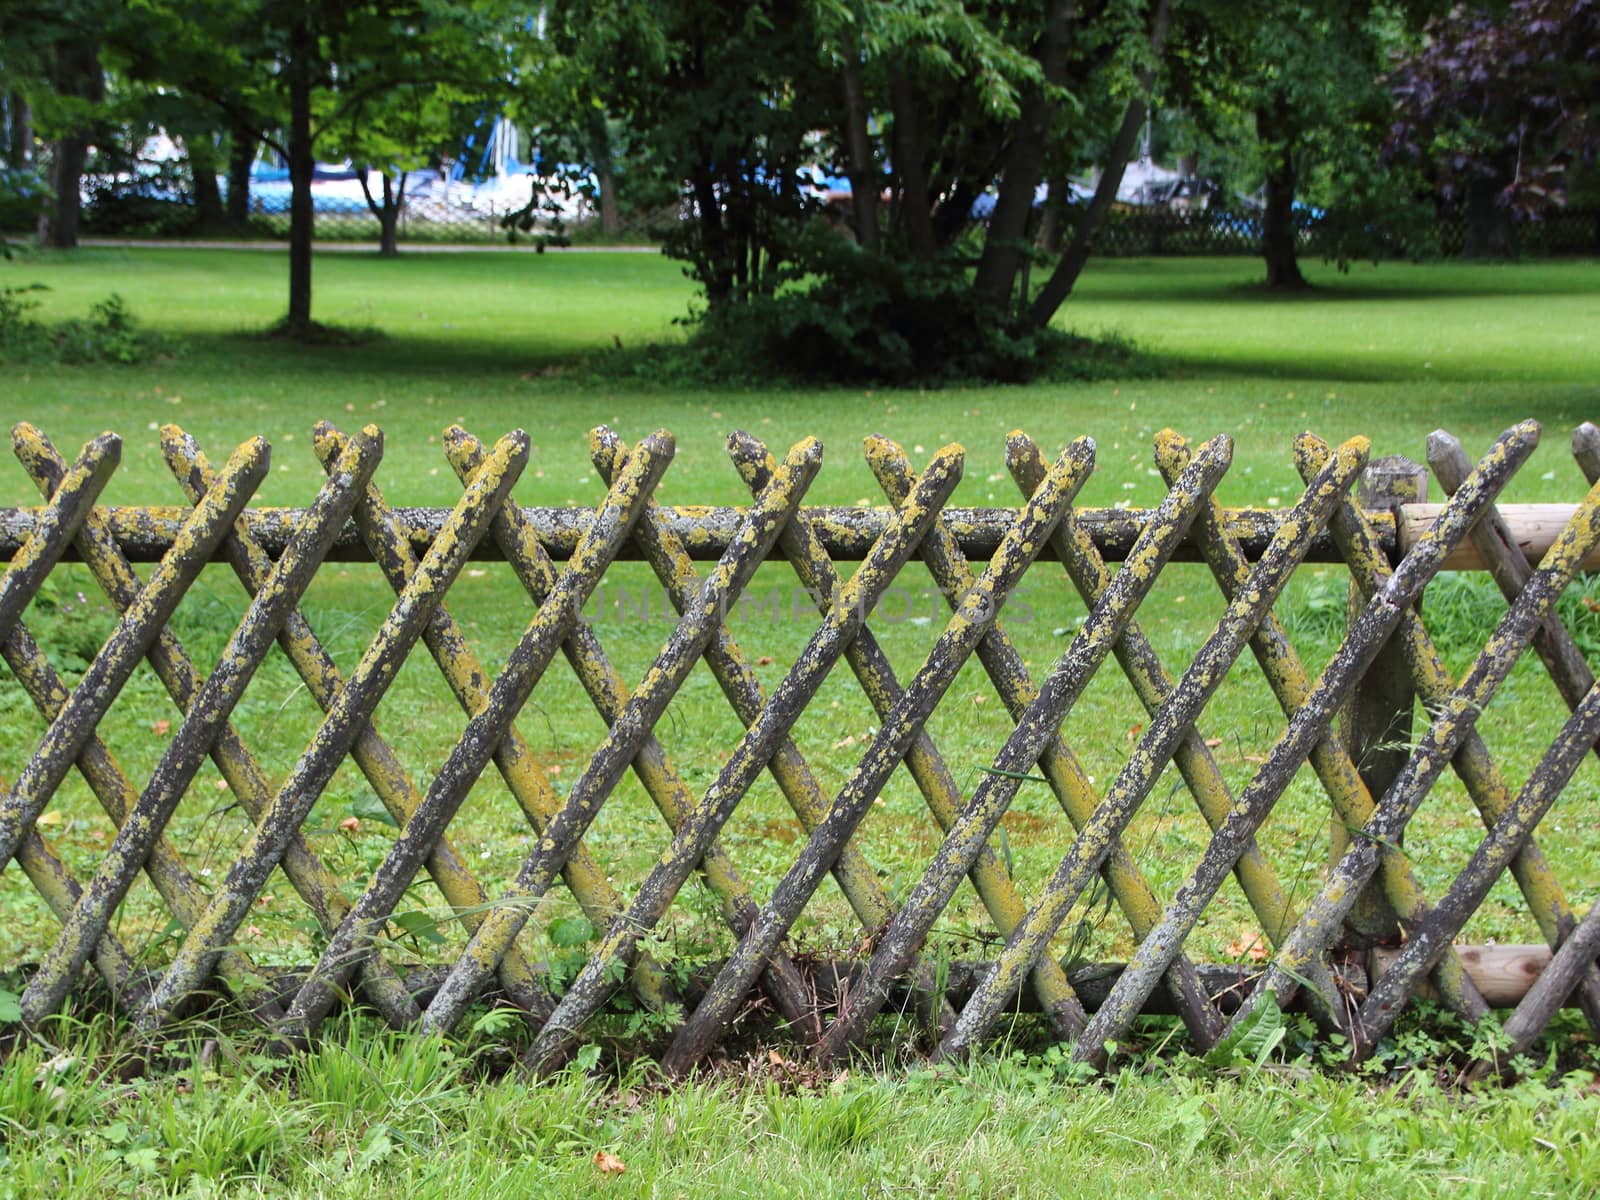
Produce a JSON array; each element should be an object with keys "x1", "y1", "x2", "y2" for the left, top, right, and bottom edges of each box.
[
  {"x1": 1257, "y1": 103, "x2": 1307, "y2": 289},
  {"x1": 227, "y1": 121, "x2": 254, "y2": 230},
  {"x1": 1028, "y1": 0, "x2": 1173, "y2": 329},
  {"x1": 840, "y1": 52, "x2": 879, "y2": 253},
  {"x1": 586, "y1": 108, "x2": 620, "y2": 237},
  {"x1": 358, "y1": 169, "x2": 404, "y2": 256},
  {"x1": 972, "y1": 0, "x2": 1078, "y2": 304},
  {"x1": 597, "y1": 163, "x2": 619, "y2": 236},
  {"x1": 285, "y1": 16, "x2": 316, "y2": 330},
  {"x1": 37, "y1": 39, "x2": 103, "y2": 249},
  {"x1": 185, "y1": 136, "x2": 226, "y2": 233},
  {"x1": 1036, "y1": 175, "x2": 1071, "y2": 254},
  {"x1": 889, "y1": 68, "x2": 936, "y2": 259},
  {"x1": 1463, "y1": 174, "x2": 1518, "y2": 259},
  {"x1": 690, "y1": 166, "x2": 733, "y2": 307},
  {"x1": 7, "y1": 95, "x2": 31, "y2": 166},
  {"x1": 379, "y1": 199, "x2": 399, "y2": 254}
]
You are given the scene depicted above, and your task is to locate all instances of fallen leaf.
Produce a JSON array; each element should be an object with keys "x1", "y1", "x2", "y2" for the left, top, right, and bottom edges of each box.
[
  {"x1": 1127, "y1": 723, "x2": 1143, "y2": 739},
  {"x1": 1205, "y1": 738, "x2": 1223, "y2": 748},
  {"x1": 339, "y1": 816, "x2": 362, "y2": 835},
  {"x1": 547, "y1": 764, "x2": 563, "y2": 777},
  {"x1": 832, "y1": 734, "x2": 856, "y2": 750},
  {"x1": 152, "y1": 718, "x2": 171, "y2": 736},
  {"x1": 593, "y1": 1150, "x2": 626, "y2": 1176},
  {"x1": 757, "y1": 655, "x2": 774, "y2": 666},
  {"x1": 972, "y1": 695, "x2": 987, "y2": 707},
  {"x1": 246, "y1": 925, "x2": 264, "y2": 939},
  {"x1": 36, "y1": 810, "x2": 63, "y2": 828},
  {"x1": 1225, "y1": 935, "x2": 1269, "y2": 962}
]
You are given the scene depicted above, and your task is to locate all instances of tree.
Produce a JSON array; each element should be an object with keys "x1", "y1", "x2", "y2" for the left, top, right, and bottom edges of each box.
[
  {"x1": 121, "y1": 0, "x2": 520, "y2": 330},
  {"x1": 1169, "y1": 1, "x2": 1430, "y2": 289},
  {"x1": 1387, "y1": 0, "x2": 1600, "y2": 257},
  {"x1": 0, "y1": 1, "x2": 121, "y2": 248},
  {"x1": 537, "y1": 0, "x2": 1178, "y2": 380}
]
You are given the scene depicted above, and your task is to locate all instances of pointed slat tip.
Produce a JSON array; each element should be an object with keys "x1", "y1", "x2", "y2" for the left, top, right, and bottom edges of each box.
[
  {"x1": 87, "y1": 431, "x2": 122, "y2": 457},
  {"x1": 587, "y1": 424, "x2": 623, "y2": 460},
  {"x1": 1291, "y1": 430, "x2": 1331, "y2": 467},
  {"x1": 861, "y1": 431, "x2": 898, "y2": 454},
  {"x1": 1425, "y1": 430, "x2": 1469, "y2": 472},
  {"x1": 862, "y1": 434, "x2": 907, "y2": 481},
  {"x1": 340, "y1": 425, "x2": 385, "y2": 465},
  {"x1": 1338, "y1": 434, "x2": 1372, "y2": 462},
  {"x1": 1004, "y1": 431, "x2": 1044, "y2": 470},
  {"x1": 499, "y1": 427, "x2": 532, "y2": 457},
  {"x1": 638, "y1": 429, "x2": 675, "y2": 459},
  {"x1": 726, "y1": 429, "x2": 763, "y2": 458},
  {"x1": 308, "y1": 422, "x2": 349, "y2": 468},
  {"x1": 158, "y1": 422, "x2": 192, "y2": 449},
  {"x1": 927, "y1": 443, "x2": 965, "y2": 484},
  {"x1": 788, "y1": 435, "x2": 823, "y2": 466}
]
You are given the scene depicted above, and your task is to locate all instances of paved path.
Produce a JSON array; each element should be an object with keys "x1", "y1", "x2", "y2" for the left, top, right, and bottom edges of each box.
[{"x1": 80, "y1": 238, "x2": 659, "y2": 254}]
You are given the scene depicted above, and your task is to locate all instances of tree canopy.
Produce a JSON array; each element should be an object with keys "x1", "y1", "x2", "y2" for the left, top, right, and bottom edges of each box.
[
  {"x1": 7, "y1": 0, "x2": 1587, "y2": 363},
  {"x1": 1387, "y1": 0, "x2": 1600, "y2": 256}
]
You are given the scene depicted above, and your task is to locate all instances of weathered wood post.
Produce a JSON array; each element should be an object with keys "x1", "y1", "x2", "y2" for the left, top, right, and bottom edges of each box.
[{"x1": 1337, "y1": 455, "x2": 1429, "y2": 945}]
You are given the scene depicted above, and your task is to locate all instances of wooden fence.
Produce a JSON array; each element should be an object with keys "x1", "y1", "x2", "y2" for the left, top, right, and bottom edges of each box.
[{"x1": 3, "y1": 417, "x2": 1600, "y2": 1078}]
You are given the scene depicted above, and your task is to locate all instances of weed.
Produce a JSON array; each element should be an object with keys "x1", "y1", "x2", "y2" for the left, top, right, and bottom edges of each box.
[{"x1": 0, "y1": 287, "x2": 167, "y2": 365}]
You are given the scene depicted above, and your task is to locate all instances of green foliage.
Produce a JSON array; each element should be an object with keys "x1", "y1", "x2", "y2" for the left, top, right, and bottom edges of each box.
[
  {"x1": 0, "y1": 287, "x2": 164, "y2": 365},
  {"x1": 1203, "y1": 991, "x2": 1287, "y2": 1069},
  {"x1": 6, "y1": 1009, "x2": 1600, "y2": 1197},
  {"x1": 0, "y1": 168, "x2": 53, "y2": 257},
  {"x1": 543, "y1": 0, "x2": 1176, "y2": 371},
  {"x1": 1168, "y1": 0, "x2": 1436, "y2": 275},
  {"x1": 598, "y1": 223, "x2": 1149, "y2": 386}
]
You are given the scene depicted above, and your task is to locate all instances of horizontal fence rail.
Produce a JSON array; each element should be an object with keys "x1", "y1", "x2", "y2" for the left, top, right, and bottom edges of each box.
[{"x1": 2, "y1": 418, "x2": 1600, "y2": 1079}]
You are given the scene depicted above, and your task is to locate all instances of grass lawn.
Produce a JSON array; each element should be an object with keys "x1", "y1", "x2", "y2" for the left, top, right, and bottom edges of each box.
[{"x1": 2, "y1": 246, "x2": 1600, "y2": 1196}]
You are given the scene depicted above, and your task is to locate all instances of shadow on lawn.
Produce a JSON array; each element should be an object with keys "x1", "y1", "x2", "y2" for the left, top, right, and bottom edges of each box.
[
  {"x1": 185, "y1": 329, "x2": 598, "y2": 380},
  {"x1": 1147, "y1": 343, "x2": 1598, "y2": 386},
  {"x1": 1080, "y1": 262, "x2": 1600, "y2": 305}
]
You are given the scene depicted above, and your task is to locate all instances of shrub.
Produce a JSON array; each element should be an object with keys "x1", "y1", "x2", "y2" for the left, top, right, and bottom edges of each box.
[
  {"x1": 598, "y1": 219, "x2": 1147, "y2": 387},
  {"x1": 0, "y1": 167, "x2": 52, "y2": 258},
  {"x1": 0, "y1": 287, "x2": 168, "y2": 365}
]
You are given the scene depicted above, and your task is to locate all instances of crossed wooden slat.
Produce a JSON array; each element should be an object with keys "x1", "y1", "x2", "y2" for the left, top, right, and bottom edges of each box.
[{"x1": 2, "y1": 415, "x2": 1599, "y2": 1080}]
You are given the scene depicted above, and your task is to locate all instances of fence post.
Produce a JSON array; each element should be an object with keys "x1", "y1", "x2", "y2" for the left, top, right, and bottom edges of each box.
[{"x1": 1336, "y1": 454, "x2": 1428, "y2": 946}]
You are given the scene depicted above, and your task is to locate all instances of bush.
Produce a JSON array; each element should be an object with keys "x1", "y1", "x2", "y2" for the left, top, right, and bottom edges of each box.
[
  {"x1": 0, "y1": 287, "x2": 168, "y2": 365},
  {"x1": 609, "y1": 220, "x2": 1147, "y2": 387},
  {"x1": 0, "y1": 167, "x2": 52, "y2": 257},
  {"x1": 81, "y1": 163, "x2": 203, "y2": 238}
]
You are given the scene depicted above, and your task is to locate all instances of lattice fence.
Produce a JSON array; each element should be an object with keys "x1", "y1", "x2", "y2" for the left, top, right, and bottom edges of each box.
[{"x1": 3, "y1": 416, "x2": 1600, "y2": 1078}]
